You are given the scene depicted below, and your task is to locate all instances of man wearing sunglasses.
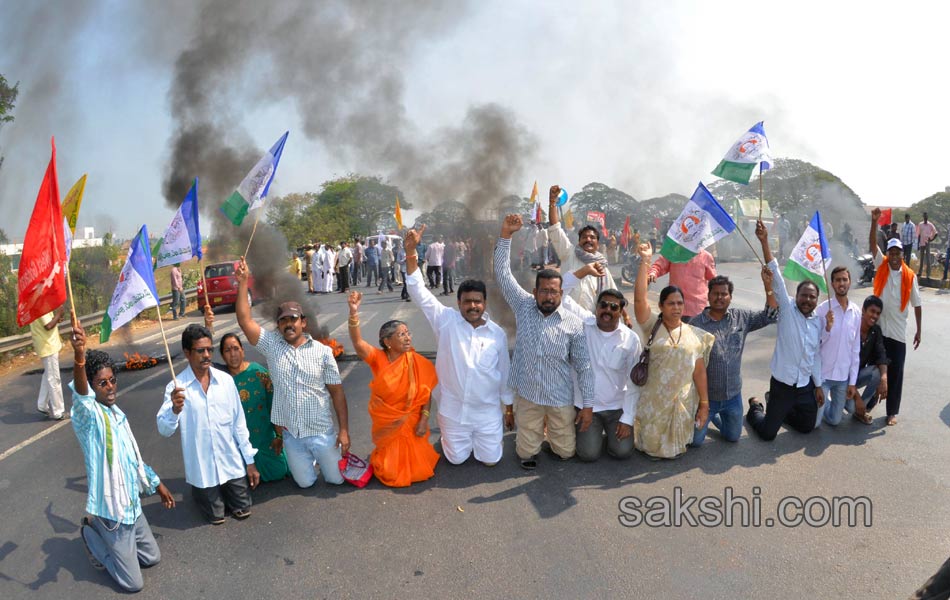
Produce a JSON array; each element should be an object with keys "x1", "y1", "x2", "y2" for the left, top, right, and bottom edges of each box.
[
  {"x1": 560, "y1": 264, "x2": 642, "y2": 461},
  {"x1": 157, "y1": 324, "x2": 260, "y2": 525}
]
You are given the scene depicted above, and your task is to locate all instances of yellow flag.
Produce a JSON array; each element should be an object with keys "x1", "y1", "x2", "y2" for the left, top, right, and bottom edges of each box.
[
  {"x1": 394, "y1": 195, "x2": 404, "y2": 229},
  {"x1": 529, "y1": 180, "x2": 538, "y2": 203},
  {"x1": 61, "y1": 174, "x2": 87, "y2": 234},
  {"x1": 563, "y1": 207, "x2": 574, "y2": 229}
]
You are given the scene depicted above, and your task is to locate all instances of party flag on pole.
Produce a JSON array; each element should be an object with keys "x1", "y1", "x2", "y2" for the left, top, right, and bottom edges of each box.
[
  {"x1": 711, "y1": 121, "x2": 772, "y2": 185},
  {"x1": 220, "y1": 131, "x2": 289, "y2": 226},
  {"x1": 156, "y1": 178, "x2": 203, "y2": 268},
  {"x1": 100, "y1": 225, "x2": 160, "y2": 342},
  {"x1": 659, "y1": 183, "x2": 736, "y2": 263},
  {"x1": 17, "y1": 138, "x2": 67, "y2": 327},
  {"x1": 61, "y1": 174, "x2": 87, "y2": 264},
  {"x1": 784, "y1": 211, "x2": 831, "y2": 293}
]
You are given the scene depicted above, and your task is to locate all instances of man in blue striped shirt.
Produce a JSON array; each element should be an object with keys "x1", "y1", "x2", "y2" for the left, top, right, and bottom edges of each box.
[
  {"x1": 68, "y1": 315, "x2": 176, "y2": 592},
  {"x1": 495, "y1": 214, "x2": 595, "y2": 470}
]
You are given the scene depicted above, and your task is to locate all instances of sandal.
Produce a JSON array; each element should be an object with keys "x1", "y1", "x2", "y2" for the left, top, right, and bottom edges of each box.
[
  {"x1": 886, "y1": 415, "x2": 897, "y2": 426},
  {"x1": 519, "y1": 458, "x2": 537, "y2": 471},
  {"x1": 852, "y1": 412, "x2": 873, "y2": 425}
]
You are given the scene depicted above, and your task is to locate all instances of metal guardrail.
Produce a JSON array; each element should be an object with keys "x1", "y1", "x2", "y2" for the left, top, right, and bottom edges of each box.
[{"x1": 0, "y1": 287, "x2": 198, "y2": 355}]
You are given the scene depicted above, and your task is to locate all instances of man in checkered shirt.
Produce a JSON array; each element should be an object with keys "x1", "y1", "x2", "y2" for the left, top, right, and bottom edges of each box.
[
  {"x1": 494, "y1": 214, "x2": 595, "y2": 470},
  {"x1": 235, "y1": 258, "x2": 350, "y2": 488}
]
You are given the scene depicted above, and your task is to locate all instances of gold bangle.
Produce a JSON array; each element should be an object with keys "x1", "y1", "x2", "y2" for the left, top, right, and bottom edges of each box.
[
  {"x1": 75, "y1": 361, "x2": 86, "y2": 367},
  {"x1": 699, "y1": 400, "x2": 709, "y2": 406},
  {"x1": 422, "y1": 409, "x2": 430, "y2": 417},
  {"x1": 347, "y1": 320, "x2": 359, "y2": 328}
]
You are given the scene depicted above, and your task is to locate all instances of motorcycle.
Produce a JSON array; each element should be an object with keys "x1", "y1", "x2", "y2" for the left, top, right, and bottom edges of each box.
[
  {"x1": 620, "y1": 251, "x2": 642, "y2": 285},
  {"x1": 853, "y1": 252, "x2": 875, "y2": 286}
]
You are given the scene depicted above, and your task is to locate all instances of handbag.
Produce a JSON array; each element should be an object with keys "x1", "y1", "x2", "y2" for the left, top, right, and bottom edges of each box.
[
  {"x1": 630, "y1": 318, "x2": 663, "y2": 386},
  {"x1": 338, "y1": 452, "x2": 374, "y2": 488}
]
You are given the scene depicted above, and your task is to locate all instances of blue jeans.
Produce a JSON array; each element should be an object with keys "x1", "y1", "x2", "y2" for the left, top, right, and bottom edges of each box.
[
  {"x1": 817, "y1": 379, "x2": 849, "y2": 426},
  {"x1": 856, "y1": 364, "x2": 883, "y2": 411},
  {"x1": 282, "y1": 430, "x2": 344, "y2": 488},
  {"x1": 692, "y1": 392, "x2": 743, "y2": 445},
  {"x1": 171, "y1": 289, "x2": 185, "y2": 318}
]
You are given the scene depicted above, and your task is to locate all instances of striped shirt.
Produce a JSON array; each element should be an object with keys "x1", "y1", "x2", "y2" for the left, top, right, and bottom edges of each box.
[
  {"x1": 691, "y1": 306, "x2": 777, "y2": 401},
  {"x1": 901, "y1": 221, "x2": 916, "y2": 245},
  {"x1": 255, "y1": 329, "x2": 342, "y2": 438},
  {"x1": 493, "y1": 237, "x2": 595, "y2": 407},
  {"x1": 70, "y1": 382, "x2": 161, "y2": 525}
]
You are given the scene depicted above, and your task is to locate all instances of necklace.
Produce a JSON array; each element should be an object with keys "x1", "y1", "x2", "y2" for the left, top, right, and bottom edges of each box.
[{"x1": 663, "y1": 321, "x2": 683, "y2": 347}]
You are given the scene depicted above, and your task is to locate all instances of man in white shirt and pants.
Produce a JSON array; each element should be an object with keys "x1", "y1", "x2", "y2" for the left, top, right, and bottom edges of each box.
[
  {"x1": 157, "y1": 324, "x2": 259, "y2": 524},
  {"x1": 814, "y1": 266, "x2": 862, "y2": 427},
  {"x1": 404, "y1": 225, "x2": 513, "y2": 466},
  {"x1": 425, "y1": 236, "x2": 445, "y2": 289},
  {"x1": 561, "y1": 265, "x2": 641, "y2": 461}
]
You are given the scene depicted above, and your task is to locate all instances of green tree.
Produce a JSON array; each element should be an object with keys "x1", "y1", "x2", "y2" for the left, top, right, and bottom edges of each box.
[
  {"x1": 0, "y1": 74, "x2": 19, "y2": 173},
  {"x1": 0, "y1": 228, "x2": 18, "y2": 336},
  {"x1": 68, "y1": 239, "x2": 120, "y2": 316},
  {"x1": 567, "y1": 183, "x2": 638, "y2": 232},
  {"x1": 413, "y1": 200, "x2": 474, "y2": 235},
  {"x1": 907, "y1": 190, "x2": 950, "y2": 232}
]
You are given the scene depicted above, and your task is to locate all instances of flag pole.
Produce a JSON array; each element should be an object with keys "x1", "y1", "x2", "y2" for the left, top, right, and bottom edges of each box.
[
  {"x1": 197, "y1": 257, "x2": 213, "y2": 334},
  {"x1": 733, "y1": 226, "x2": 765, "y2": 267},
  {"x1": 154, "y1": 301, "x2": 177, "y2": 386},
  {"x1": 244, "y1": 209, "x2": 262, "y2": 258},
  {"x1": 758, "y1": 165, "x2": 764, "y2": 220}
]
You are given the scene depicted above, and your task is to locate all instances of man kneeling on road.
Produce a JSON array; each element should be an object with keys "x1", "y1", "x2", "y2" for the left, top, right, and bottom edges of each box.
[
  {"x1": 234, "y1": 257, "x2": 351, "y2": 488},
  {"x1": 157, "y1": 324, "x2": 259, "y2": 525},
  {"x1": 560, "y1": 264, "x2": 641, "y2": 461},
  {"x1": 404, "y1": 224, "x2": 514, "y2": 466}
]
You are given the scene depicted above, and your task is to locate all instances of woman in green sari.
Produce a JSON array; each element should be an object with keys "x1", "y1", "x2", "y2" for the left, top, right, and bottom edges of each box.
[{"x1": 219, "y1": 333, "x2": 289, "y2": 482}]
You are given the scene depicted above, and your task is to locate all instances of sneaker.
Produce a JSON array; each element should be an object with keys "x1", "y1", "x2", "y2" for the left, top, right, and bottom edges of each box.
[
  {"x1": 210, "y1": 517, "x2": 226, "y2": 525},
  {"x1": 80, "y1": 517, "x2": 105, "y2": 570},
  {"x1": 232, "y1": 509, "x2": 251, "y2": 520}
]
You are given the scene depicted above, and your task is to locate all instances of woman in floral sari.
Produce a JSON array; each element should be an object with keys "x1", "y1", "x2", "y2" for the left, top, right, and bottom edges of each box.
[
  {"x1": 219, "y1": 333, "x2": 289, "y2": 482},
  {"x1": 633, "y1": 242, "x2": 714, "y2": 458},
  {"x1": 347, "y1": 291, "x2": 439, "y2": 487}
]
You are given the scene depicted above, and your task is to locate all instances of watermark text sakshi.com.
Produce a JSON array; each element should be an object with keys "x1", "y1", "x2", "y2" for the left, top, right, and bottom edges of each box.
[{"x1": 618, "y1": 487, "x2": 872, "y2": 528}]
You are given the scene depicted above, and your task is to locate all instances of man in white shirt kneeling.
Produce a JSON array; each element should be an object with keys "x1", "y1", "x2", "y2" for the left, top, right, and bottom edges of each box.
[{"x1": 404, "y1": 225, "x2": 514, "y2": 466}]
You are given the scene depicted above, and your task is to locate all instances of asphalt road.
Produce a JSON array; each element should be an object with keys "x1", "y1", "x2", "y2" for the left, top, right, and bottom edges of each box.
[{"x1": 1, "y1": 261, "x2": 949, "y2": 599}]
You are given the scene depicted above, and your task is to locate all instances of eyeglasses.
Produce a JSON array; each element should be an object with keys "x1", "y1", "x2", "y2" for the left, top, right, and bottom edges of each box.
[
  {"x1": 598, "y1": 300, "x2": 622, "y2": 312},
  {"x1": 191, "y1": 347, "x2": 214, "y2": 355},
  {"x1": 95, "y1": 376, "x2": 117, "y2": 388}
]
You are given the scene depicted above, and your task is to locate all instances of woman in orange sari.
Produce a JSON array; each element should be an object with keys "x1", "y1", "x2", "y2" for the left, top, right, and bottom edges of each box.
[{"x1": 347, "y1": 291, "x2": 439, "y2": 487}]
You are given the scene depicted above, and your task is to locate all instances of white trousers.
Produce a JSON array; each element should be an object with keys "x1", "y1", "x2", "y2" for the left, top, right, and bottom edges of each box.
[
  {"x1": 37, "y1": 353, "x2": 65, "y2": 418},
  {"x1": 438, "y1": 412, "x2": 504, "y2": 465}
]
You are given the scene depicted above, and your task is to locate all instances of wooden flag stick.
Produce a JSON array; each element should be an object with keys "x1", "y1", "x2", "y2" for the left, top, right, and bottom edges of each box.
[
  {"x1": 758, "y1": 167, "x2": 764, "y2": 220},
  {"x1": 197, "y1": 258, "x2": 213, "y2": 334},
  {"x1": 65, "y1": 260, "x2": 77, "y2": 322},
  {"x1": 733, "y1": 225, "x2": 765, "y2": 267},
  {"x1": 244, "y1": 209, "x2": 262, "y2": 258},
  {"x1": 154, "y1": 301, "x2": 177, "y2": 387}
]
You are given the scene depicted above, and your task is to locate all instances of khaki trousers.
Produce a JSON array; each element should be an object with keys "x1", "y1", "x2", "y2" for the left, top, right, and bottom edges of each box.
[{"x1": 514, "y1": 396, "x2": 576, "y2": 460}]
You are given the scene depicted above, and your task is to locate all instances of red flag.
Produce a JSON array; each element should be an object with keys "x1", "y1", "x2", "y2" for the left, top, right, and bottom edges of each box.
[
  {"x1": 17, "y1": 138, "x2": 67, "y2": 327},
  {"x1": 878, "y1": 208, "x2": 892, "y2": 226},
  {"x1": 619, "y1": 216, "x2": 631, "y2": 249}
]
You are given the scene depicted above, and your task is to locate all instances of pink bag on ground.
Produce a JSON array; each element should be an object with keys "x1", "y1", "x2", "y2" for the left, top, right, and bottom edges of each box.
[{"x1": 338, "y1": 452, "x2": 374, "y2": 488}]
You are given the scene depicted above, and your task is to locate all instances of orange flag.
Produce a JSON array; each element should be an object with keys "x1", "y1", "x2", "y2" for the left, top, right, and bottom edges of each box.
[{"x1": 394, "y1": 195, "x2": 404, "y2": 230}]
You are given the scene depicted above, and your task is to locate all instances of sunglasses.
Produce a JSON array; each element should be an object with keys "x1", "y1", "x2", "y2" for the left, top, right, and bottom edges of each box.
[
  {"x1": 598, "y1": 300, "x2": 623, "y2": 312},
  {"x1": 95, "y1": 376, "x2": 118, "y2": 388}
]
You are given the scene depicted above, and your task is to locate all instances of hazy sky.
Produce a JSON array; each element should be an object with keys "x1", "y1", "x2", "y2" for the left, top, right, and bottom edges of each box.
[{"x1": 1, "y1": 0, "x2": 947, "y2": 241}]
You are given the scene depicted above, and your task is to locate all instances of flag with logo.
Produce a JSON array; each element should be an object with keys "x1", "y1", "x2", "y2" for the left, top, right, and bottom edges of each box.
[
  {"x1": 784, "y1": 211, "x2": 831, "y2": 294},
  {"x1": 17, "y1": 138, "x2": 68, "y2": 327},
  {"x1": 394, "y1": 195, "x2": 404, "y2": 230},
  {"x1": 100, "y1": 225, "x2": 161, "y2": 342},
  {"x1": 220, "y1": 131, "x2": 289, "y2": 226},
  {"x1": 156, "y1": 178, "x2": 203, "y2": 268},
  {"x1": 659, "y1": 183, "x2": 736, "y2": 263},
  {"x1": 61, "y1": 174, "x2": 86, "y2": 264},
  {"x1": 711, "y1": 121, "x2": 772, "y2": 185}
]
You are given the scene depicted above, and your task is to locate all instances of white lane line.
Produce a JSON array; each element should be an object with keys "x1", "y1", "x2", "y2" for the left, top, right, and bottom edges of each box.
[
  {"x1": 0, "y1": 332, "x2": 361, "y2": 463},
  {"x1": 135, "y1": 321, "x2": 193, "y2": 345}
]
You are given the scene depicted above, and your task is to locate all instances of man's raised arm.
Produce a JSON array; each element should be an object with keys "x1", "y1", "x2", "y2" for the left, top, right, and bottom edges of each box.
[{"x1": 235, "y1": 257, "x2": 262, "y2": 345}]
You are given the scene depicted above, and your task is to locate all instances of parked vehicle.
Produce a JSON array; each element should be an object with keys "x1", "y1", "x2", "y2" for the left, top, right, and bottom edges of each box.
[
  {"x1": 197, "y1": 260, "x2": 261, "y2": 311},
  {"x1": 853, "y1": 252, "x2": 875, "y2": 286}
]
